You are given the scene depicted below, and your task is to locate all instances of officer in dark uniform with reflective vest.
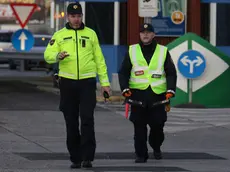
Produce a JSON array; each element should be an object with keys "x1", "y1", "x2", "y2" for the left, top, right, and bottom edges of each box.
[
  {"x1": 118, "y1": 23, "x2": 177, "y2": 163},
  {"x1": 44, "y1": 2, "x2": 110, "y2": 169}
]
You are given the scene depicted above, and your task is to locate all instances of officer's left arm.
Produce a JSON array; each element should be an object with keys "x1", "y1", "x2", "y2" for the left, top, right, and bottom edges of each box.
[
  {"x1": 164, "y1": 51, "x2": 177, "y2": 95},
  {"x1": 44, "y1": 32, "x2": 60, "y2": 64},
  {"x1": 92, "y1": 31, "x2": 110, "y2": 87}
]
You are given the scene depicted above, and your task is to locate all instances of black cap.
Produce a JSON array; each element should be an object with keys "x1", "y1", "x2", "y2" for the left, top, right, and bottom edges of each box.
[
  {"x1": 67, "y1": 2, "x2": 82, "y2": 14},
  {"x1": 140, "y1": 23, "x2": 154, "y2": 32}
]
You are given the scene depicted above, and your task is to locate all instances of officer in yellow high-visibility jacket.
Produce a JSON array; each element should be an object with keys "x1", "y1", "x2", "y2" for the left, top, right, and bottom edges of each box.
[
  {"x1": 118, "y1": 23, "x2": 177, "y2": 163},
  {"x1": 44, "y1": 2, "x2": 110, "y2": 169}
]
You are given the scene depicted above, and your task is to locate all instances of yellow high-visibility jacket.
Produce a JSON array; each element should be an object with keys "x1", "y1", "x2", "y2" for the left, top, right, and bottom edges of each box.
[{"x1": 44, "y1": 24, "x2": 110, "y2": 86}]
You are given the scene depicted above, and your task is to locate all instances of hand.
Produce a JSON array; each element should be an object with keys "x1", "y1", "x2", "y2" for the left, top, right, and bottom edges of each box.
[
  {"x1": 166, "y1": 92, "x2": 174, "y2": 100},
  {"x1": 165, "y1": 91, "x2": 174, "y2": 112},
  {"x1": 58, "y1": 51, "x2": 69, "y2": 60},
  {"x1": 53, "y1": 73, "x2": 59, "y2": 81},
  {"x1": 101, "y1": 86, "x2": 111, "y2": 97},
  {"x1": 122, "y1": 88, "x2": 132, "y2": 97}
]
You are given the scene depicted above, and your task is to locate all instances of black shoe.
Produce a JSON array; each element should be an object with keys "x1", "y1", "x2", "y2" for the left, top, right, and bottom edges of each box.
[
  {"x1": 70, "y1": 162, "x2": 81, "y2": 169},
  {"x1": 82, "y1": 161, "x2": 93, "y2": 168},
  {"x1": 154, "y1": 150, "x2": 162, "y2": 160},
  {"x1": 135, "y1": 156, "x2": 148, "y2": 163}
]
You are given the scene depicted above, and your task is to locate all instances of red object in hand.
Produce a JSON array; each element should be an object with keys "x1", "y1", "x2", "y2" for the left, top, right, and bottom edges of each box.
[
  {"x1": 165, "y1": 92, "x2": 173, "y2": 112},
  {"x1": 165, "y1": 104, "x2": 171, "y2": 112},
  {"x1": 125, "y1": 103, "x2": 129, "y2": 119}
]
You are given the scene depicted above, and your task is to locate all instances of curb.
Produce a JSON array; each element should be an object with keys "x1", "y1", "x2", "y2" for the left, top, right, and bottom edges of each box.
[
  {"x1": 37, "y1": 86, "x2": 124, "y2": 103},
  {"x1": 96, "y1": 95, "x2": 125, "y2": 102}
]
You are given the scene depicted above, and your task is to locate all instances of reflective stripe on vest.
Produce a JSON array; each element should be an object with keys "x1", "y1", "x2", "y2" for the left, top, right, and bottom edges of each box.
[{"x1": 128, "y1": 43, "x2": 167, "y2": 94}]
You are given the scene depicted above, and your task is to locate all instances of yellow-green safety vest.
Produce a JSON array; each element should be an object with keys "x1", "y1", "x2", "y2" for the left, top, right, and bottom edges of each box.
[
  {"x1": 128, "y1": 43, "x2": 167, "y2": 94},
  {"x1": 44, "y1": 26, "x2": 110, "y2": 87}
]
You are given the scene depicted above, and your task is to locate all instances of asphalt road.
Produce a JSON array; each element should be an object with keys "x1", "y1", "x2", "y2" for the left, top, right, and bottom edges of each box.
[
  {"x1": 0, "y1": 80, "x2": 230, "y2": 172},
  {"x1": 0, "y1": 80, "x2": 59, "y2": 111}
]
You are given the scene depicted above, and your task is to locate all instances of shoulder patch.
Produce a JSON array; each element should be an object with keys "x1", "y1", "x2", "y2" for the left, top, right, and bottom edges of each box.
[{"x1": 49, "y1": 39, "x2": 55, "y2": 45}]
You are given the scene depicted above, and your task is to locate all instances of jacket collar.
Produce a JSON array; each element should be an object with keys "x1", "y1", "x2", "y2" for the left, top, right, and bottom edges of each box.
[
  {"x1": 65, "y1": 22, "x2": 85, "y2": 30},
  {"x1": 139, "y1": 39, "x2": 157, "y2": 50}
]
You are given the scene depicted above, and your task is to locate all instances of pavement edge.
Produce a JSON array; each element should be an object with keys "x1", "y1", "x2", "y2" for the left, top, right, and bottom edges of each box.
[{"x1": 37, "y1": 86, "x2": 125, "y2": 103}]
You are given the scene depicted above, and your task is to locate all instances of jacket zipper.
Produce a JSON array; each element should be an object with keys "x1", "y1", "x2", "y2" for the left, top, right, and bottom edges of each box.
[{"x1": 75, "y1": 30, "x2": 79, "y2": 79}]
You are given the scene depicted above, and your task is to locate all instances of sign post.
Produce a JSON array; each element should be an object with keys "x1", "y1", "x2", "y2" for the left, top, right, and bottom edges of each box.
[
  {"x1": 10, "y1": 3, "x2": 37, "y2": 29},
  {"x1": 138, "y1": 0, "x2": 158, "y2": 23},
  {"x1": 177, "y1": 50, "x2": 206, "y2": 103},
  {"x1": 10, "y1": 3, "x2": 37, "y2": 52},
  {"x1": 167, "y1": 33, "x2": 230, "y2": 108},
  {"x1": 11, "y1": 29, "x2": 34, "y2": 52},
  {"x1": 10, "y1": 3, "x2": 37, "y2": 72}
]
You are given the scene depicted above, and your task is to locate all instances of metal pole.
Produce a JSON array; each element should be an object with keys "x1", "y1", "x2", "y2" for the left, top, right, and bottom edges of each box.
[
  {"x1": 144, "y1": 17, "x2": 152, "y2": 24},
  {"x1": 188, "y1": 79, "x2": 192, "y2": 103},
  {"x1": 114, "y1": 1, "x2": 120, "y2": 45},
  {"x1": 64, "y1": 1, "x2": 69, "y2": 24},
  {"x1": 79, "y1": 1, "x2": 86, "y2": 23},
  {"x1": 50, "y1": 0, "x2": 55, "y2": 29},
  {"x1": 210, "y1": 3, "x2": 217, "y2": 46},
  {"x1": 55, "y1": 4, "x2": 59, "y2": 32}
]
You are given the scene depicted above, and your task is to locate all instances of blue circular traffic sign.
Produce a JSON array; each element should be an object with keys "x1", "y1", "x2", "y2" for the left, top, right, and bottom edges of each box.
[
  {"x1": 177, "y1": 50, "x2": 206, "y2": 79},
  {"x1": 11, "y1": 29, "x2": 34, "y2": 52}
]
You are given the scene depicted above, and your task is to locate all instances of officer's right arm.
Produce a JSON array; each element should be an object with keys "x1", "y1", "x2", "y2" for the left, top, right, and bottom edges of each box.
[
  {"x1": 118, "y1": 51, "x2": 132, "y2": 92},
  {"x1": 44, "y1": 33, "x2": 60, "y2": 64}
]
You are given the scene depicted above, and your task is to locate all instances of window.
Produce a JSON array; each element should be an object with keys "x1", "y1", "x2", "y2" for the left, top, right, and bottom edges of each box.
[
  {"x1": 85, "y1": 2, "x2": 114, "y2": 44},
  {"x1": 201, "y1": 3, "x2": 210, "y2": 42},
  {"x1": 216, "y1": 4, "x2": 230, "y2": 46}
]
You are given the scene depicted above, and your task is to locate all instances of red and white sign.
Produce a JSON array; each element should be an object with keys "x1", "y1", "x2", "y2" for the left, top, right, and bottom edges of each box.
[{"x1": 10, "y1": 3, "x2": 37, "y2": 28}]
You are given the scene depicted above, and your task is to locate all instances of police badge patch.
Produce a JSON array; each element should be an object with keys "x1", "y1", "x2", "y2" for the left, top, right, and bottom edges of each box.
[{"x1": 49, "y1": 39, "x2": 55, "y2": 45}]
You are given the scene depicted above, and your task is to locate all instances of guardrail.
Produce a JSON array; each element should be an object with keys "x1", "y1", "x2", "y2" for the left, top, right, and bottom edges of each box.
[
  {"x1": 0, "y1": 50, "x2": 45, "y2": 71},
  {"x1": 0, "y1": 51, "x2": 44, "y2": 60}
]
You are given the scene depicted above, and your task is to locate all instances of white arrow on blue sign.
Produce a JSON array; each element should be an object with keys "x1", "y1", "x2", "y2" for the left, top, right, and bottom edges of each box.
[
  {"x1": 177, "y1": 50, "x2": 206, "y2": 79},
  {"x1": 11, "y1": 29, "x2": 34, "y2": 52}
]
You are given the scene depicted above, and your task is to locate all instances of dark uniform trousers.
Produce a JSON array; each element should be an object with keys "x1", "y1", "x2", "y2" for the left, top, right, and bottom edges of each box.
[
  {"x1": 129, "y1": 87, "x2": 167, "y2": 158},
  {"x1": 59, "y1": 77, "x2": 97, "y2": 163}
]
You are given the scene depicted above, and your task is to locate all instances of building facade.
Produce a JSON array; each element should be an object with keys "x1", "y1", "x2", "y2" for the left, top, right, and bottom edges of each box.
[{"x1": 1, "y1": 0, "x2": 229, "y2": 81}]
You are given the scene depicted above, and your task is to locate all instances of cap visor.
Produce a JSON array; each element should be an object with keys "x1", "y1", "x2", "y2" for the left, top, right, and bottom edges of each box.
[{"x1": 67, "y1": 12, "x2": 82, "y2": 15}]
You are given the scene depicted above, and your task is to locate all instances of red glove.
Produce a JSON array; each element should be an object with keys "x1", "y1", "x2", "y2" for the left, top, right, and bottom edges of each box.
[
  {"x1": 166, "y1": 93, "x2": 173, "y2": 100},
  {"x1": 122, "y1": 88, "x2": 132, "y2": 97},
  {"x1": 166, "y1": 90, "x2": 175, "y2": 100},
  {"x1": 165, "y1": 91, "x2": 174, "y2": 112}
]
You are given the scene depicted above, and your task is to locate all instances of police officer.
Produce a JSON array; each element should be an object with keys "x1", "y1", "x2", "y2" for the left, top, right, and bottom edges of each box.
[
  {"x1": 118, "y1": 23, "x2": 177, "y2": 163},
  {"x1": 44, "y1": 2, "x2": 110, "y2": 169}
]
